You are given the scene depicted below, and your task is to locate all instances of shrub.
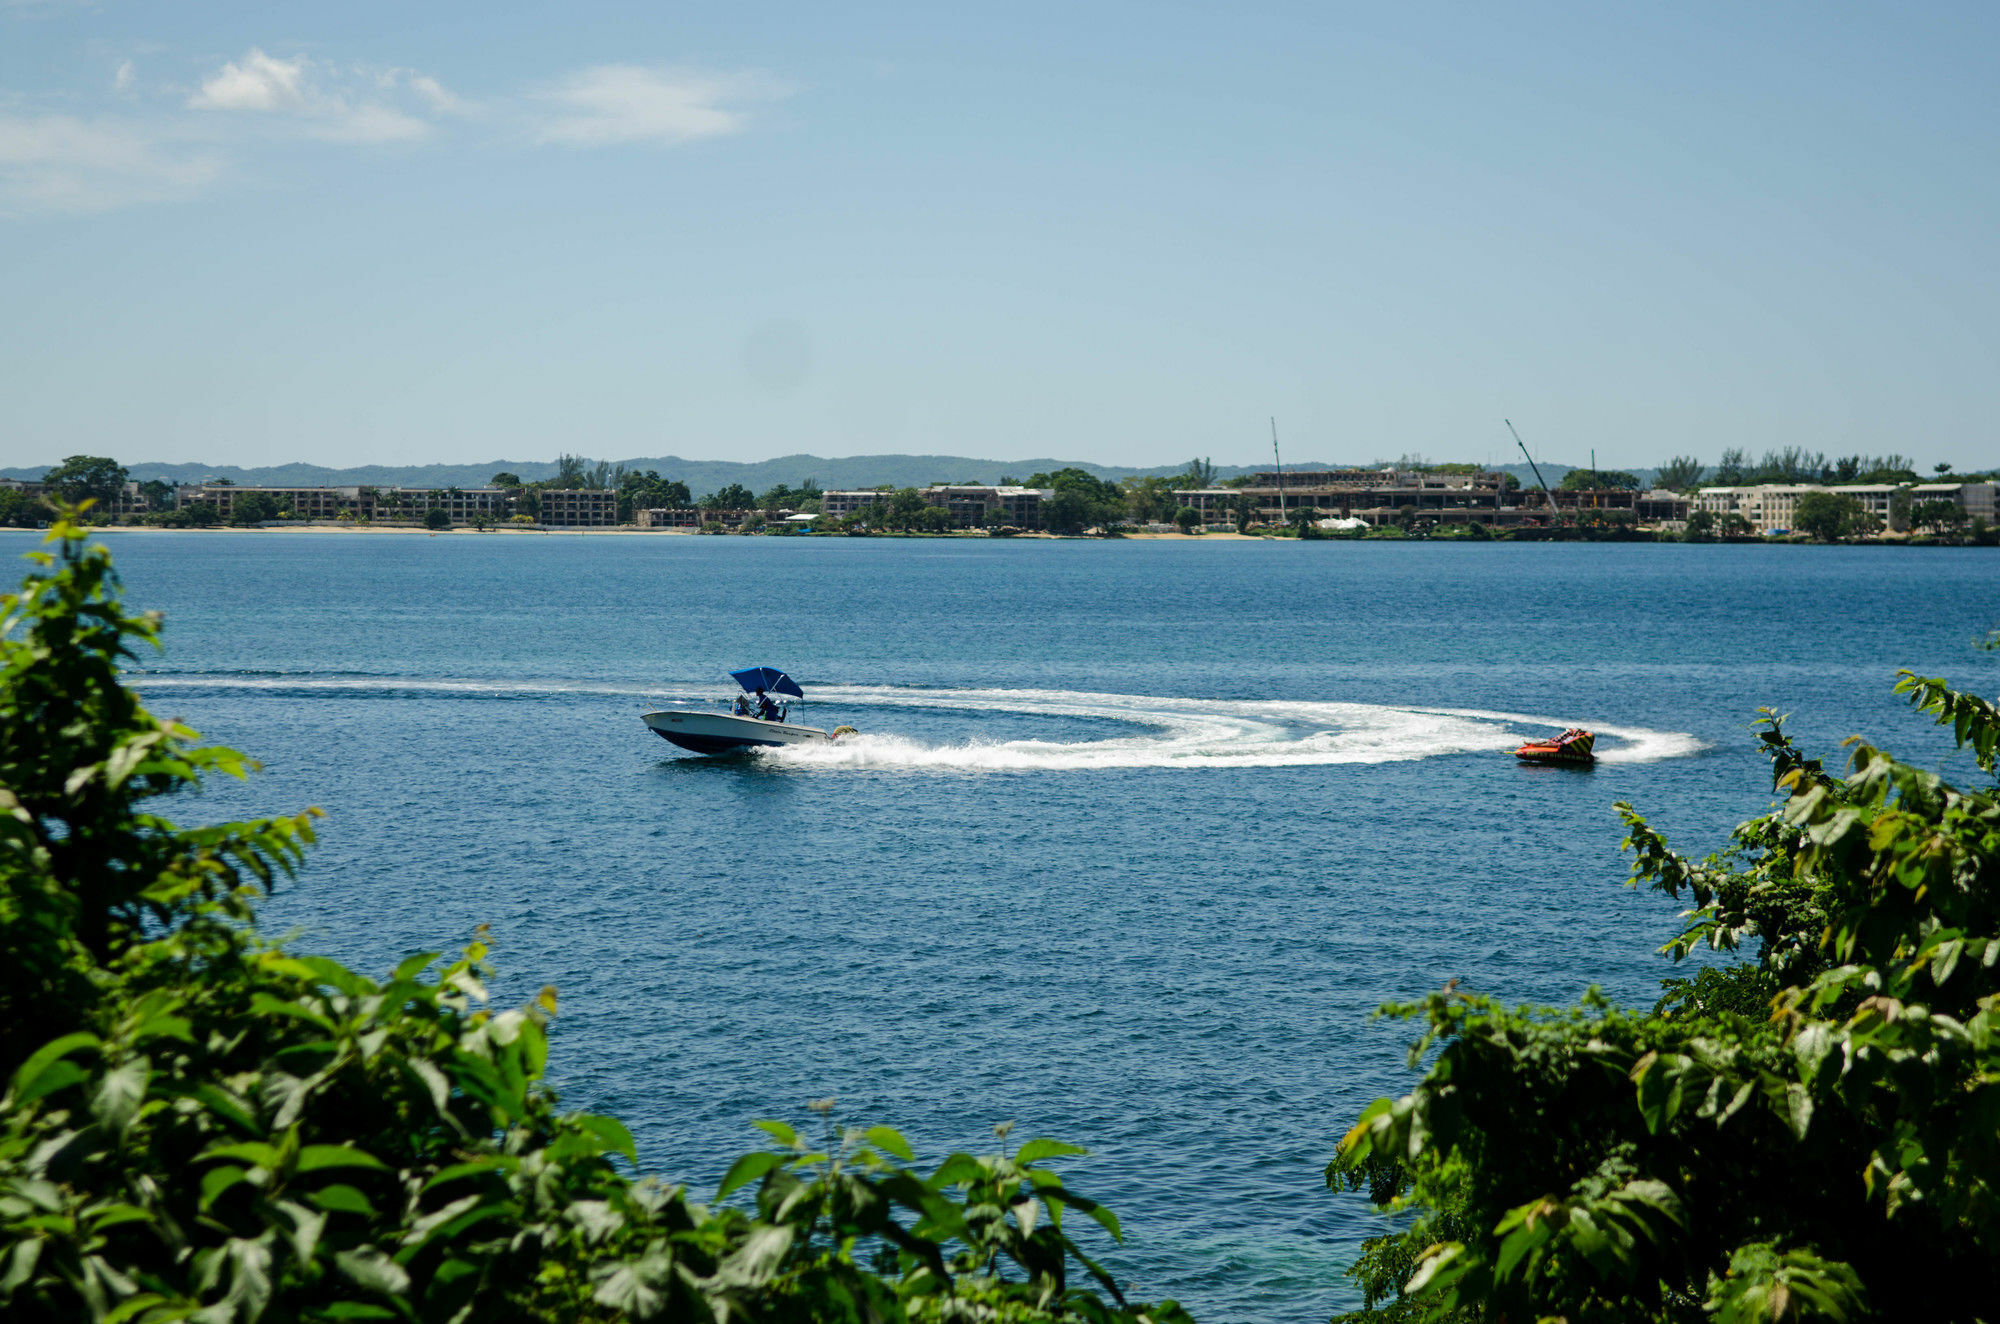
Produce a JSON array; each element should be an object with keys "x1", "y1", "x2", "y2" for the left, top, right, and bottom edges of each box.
[
  {"x1": 423, "y1": 507, "x2": 451, "y2": 531},
  {"x1": 0, "y1": 513, "x2": 1190, "y2": 1324},
  {"x1": 1331, "y1": 678, "x2": 2000, "y2": 1322}
]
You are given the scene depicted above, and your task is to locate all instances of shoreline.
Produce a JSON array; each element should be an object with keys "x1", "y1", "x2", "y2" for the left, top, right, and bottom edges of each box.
[{"x1": 13, "y1": 524, "x2": 1988, "y2": 548}]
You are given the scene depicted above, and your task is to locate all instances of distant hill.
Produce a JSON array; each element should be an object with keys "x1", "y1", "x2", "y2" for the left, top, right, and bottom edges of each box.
[
  {"x1": 5, "y1": 453, "x2": 1319, "y2": 499},
  {"x1": 5, "y1": 453, "x2": 1639, "y2": 497}
]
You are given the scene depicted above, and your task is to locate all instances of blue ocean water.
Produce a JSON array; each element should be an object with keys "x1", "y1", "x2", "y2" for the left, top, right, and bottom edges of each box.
[{"x1": 16, "y1": 530, "x2": 1997, "y2": 1321}]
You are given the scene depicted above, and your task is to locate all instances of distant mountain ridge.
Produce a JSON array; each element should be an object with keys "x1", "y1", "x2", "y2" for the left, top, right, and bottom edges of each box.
[{"x1": 5, "y1": 453, "x2": 1604, "y2": 498}]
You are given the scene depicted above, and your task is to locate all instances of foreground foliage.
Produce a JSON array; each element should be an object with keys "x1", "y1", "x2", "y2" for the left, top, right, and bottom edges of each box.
[
  {"x1": 1331, "y1": 677, "x2": 2000, "y2": 1321},
  {"x1": 0, "y1": 516, "x2": 1189, "y2": 1324}
]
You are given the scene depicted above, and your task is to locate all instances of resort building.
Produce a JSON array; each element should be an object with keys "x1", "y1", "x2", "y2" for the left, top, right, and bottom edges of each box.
[
  {"x1": 175, "y1": 484, "x2": 516, "y2": 524},
  {"x1": 818, "y1": 490, "x2": 889, "y2": 520},
  {"x1": 178, "y1": 484, "x2": 377, "y2": 520},
  {"x1": 635, "y1": 507, "x2": 758, "y2": 529},
  {"x1": 535, "y1": 489, "x2": 617, "y2": 526},
  {"x1": 376, "y1": 488, "x2": 512, "y2": 523},
  {"x1": 1174, "y1": 470, "x2": 1516, "y2": 526},
  {"x1": 921, "y1": 485, "x2": 1050, "y2": 527},
  {"x1": 1693, "y1": 482, "x2": 1993, "y2": 533},
  {"x1": 1634, "y1": 490, "x2": 1693, "y2": 524},
  {"x1": 1912, "y1": 482, "x2": 1996, "y2": 521},
  {"x1": 820, "y1": 486, "x2": 1050, "y2": 527}
]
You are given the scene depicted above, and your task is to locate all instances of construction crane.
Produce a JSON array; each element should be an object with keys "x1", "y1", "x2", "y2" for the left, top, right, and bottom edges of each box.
[
  {"x1": 1271, "y1": 417, "x2": 1285, "y2": 530},
  {"x1": 1505, "y1": 419, "x2": 1559, "y2": 518}
]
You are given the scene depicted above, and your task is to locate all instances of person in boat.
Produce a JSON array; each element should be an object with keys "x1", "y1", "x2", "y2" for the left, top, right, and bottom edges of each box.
[
  {"x1": 754, "y1": 689, "x2": 779, "y2": 721},
  {"x1": 731, "y1": 694, "x2": 750, "y2": 717}
]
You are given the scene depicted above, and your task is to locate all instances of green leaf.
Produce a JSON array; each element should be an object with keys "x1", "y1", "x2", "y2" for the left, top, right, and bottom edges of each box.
[
  {"x1": 310, "y1": 1185, "x2": 377, "y2": 1217},
  {"x1": 928, "y1": 1154, "x2": 984, "y2": 1188},
  {"x1": 1015, "y1": 1138, "x2": 1088, "y2": 1164},
  {"x1": 13, "y1": 1061, "x2": 88, "y2": 1109},
  {"x1": 100, "y1": 1294, "x2": 168, "y2": 1324},
  {"x1": 394, "y1": 951, "x2": 442, "y2": 981},
  {"x1": 864, "y1": 1126, "x2": 915, "y2": 1161},
  {"x1": 565, "y1": 1200, "x2": 626, "y2": 1244},
  {"x1": 314, "y1": 1305, "x2": 399, "y2": 1321},
  {"x1": 85, "y1": 1204, "x2": 154, "y2": 1233},
  {"x1": 201, "y1": 1166, "x2": 250, "y2": 1210},
  {"x1": 420, "y1": 1158, "x2": 515, "y2": 1192},
  {"x1": 200, "y1": 1142, "x2": 283, "y2": 1170},
  {"x1": 335, "y1": 1248, "x2": 411, "y2": 1297},
  {"x1": 1783, "y1": 1083, "x2": 1814, "y2": 1141},
  {"x1": 1045, "y1": 1188, "x2": 1123, "y2": 1243},
  {"x1": 0, "y1": 1239, "x2": 41, "y2": 1294},
  {"x1": 717, "y1": 1151, "x2": 784, "y2": 1199},
  {"x1": 7, "y1": 1032, "x2": 100, "y2": 1106},
  {"x1": 752, "y1": 1119, "x2": 798, "y2": 1147},
  {"x1": 92, "y1": 1057, "x2": 149, "y2": 1136},
  {"x1": 576, "y1": 1114, "x2": 638, "y2": 1166},
  {"x1": 297, "y1": 1145, "x2": 389, "y2": 1173}
]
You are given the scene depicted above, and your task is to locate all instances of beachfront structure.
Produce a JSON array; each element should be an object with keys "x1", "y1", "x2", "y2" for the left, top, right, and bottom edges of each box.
[
  {"x1": 1174, "y1": 470, "x2": 1518, "y2": 526},
  {"x1": 1693, "y1": 484, "x2": 1900, "y2": 533},
  {"x1": 531, "y1": 489, "x2": 617, "y2": 526},
  {"x1": 1171, "y1": 472, "x2": 1697, "y2": 528},
  {"x1": 1692, "y1": 482, "x2": 1994, "y2": 533},
  {"x1": 377, "y1": 488, "x2": 513, "y2": 524},
  {"x1": 635, "y1": 507, "x2": 757, "y2": 529},
  {"x1": 1912, "y1": 482, "x2": 1997, "y2": 522},
  {"x1": 175, "y1": 484, "x2": 515, "y2": 524},
  {"x1": 179, "y1": 484, "x2": 376, "y2": 520},
  {"x1": 820, "y1": 486, "x2": 1052, "y2": 528},
  {"x1": 922, "y1": 485, "x2": 1051, "y2": 527}
]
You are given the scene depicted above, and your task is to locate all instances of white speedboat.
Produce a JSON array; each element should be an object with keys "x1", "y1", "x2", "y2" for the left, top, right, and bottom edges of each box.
[{"x1": 643, "y1": 667, "x2": 854, "y2": 755}]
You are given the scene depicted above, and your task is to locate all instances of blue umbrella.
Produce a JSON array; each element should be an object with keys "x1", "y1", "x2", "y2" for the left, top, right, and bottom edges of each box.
[{"x1": 729, "y1": 666, "x2": 805, "y2": 699}]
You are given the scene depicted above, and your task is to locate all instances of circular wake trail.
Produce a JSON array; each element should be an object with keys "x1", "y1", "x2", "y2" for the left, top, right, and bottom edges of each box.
[
  {"x1": 765, "y1": 686, "x2": 1703, "y2": 772},
  {"x1": 128, "y1": 673, "x2": 1702, "y2": 772}
]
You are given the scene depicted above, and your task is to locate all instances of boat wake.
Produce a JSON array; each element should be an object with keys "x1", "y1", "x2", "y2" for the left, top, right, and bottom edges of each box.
[
  {"x1": 762, "y1": 686, "x2": 1701, "y2": 772},
  {"x1": 127, "y1": 673, "x2": 1702, "y2": 772}
]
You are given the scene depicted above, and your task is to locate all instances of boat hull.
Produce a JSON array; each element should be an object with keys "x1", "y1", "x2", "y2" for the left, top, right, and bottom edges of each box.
[
  {"x1": 642, "y1": 710, "x2": 833, "y2": 754},
  {"x1": 1514, "y1": 748, "x2": 1595, "y2": 766},
  {"x1": 1514, "y1": 728, "x2": 1597, "y2": 766}
]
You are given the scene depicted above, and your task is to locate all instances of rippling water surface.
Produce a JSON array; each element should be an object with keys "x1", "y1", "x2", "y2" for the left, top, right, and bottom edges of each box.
[{"x1": 20, "y1": 530, "x2": 1997, "y2": 1322}]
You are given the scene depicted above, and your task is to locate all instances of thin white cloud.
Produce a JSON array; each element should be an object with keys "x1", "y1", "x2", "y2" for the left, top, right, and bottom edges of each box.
[
  {"x1": 407, "y1": 74, "x2": 460, "y2": 115},
  {"x1": 186, "y1": 48, "x2": 449, "y2": 142},
  {"x1": 189, "y1": 48, "x2": 309, "y2": 112},
  {"x1": 0, "y1": 114, "x2": 221, "y2": 214},
  {"x1": 0, "y1": 52, "x2": 784, "y2": 216},
  {"x1": 531, "y1": 65, "x2": 787, "y2": 147}
]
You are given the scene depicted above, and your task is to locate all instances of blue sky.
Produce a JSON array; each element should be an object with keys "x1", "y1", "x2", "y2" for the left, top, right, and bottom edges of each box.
[{"x1": 2, "y1": 2, "x2": 1995, "y2": 471}]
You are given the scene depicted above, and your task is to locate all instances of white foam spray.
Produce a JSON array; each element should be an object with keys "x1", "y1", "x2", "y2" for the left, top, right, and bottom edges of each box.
[
  {"x1": 130, "y1": 674, "x2": 1702, "y2": 773},
  {"x1": 762, "y1": 685, "x2": 1702, "y2": 772}
]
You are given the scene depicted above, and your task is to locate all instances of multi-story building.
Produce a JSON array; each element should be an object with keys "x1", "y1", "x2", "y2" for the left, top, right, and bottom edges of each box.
[
  {"x1": 1634, "y1": 490, "x2": 1692, "y2": 523},
  {"x1": 820, "y1": 486, "x2": 1052, "y2": 528},
  {"x1": 366, "y1": 487, "x2": 512, "y2": 523},
  {"x1": 177, "y1": 484, "x2": 516, "y2": 524},
  {"x1": 636, "y1": 507, "x2": 757, "y2": 529},
  {"x1": 179, "y1": 485, "x2": 377, "y2": 520},
  {"x1": 1692, "y1": 482, "x2": 1984, "y2": 533},
  {"x1": 536, "y1": 488, "x2": 617, "y2": 527},
  {"x1": 920, "y1": 485, "x2": 1050, "y2": 527},
  {"x1": 820, "y1": 490, "x2": 892, "y2": 520},
  {"x1": 1911, "y1": 482, "x2": 1997, "y2": 522},
  {"x1": 1174, "y1": 470, "x2": 1514, "y2": 526}
]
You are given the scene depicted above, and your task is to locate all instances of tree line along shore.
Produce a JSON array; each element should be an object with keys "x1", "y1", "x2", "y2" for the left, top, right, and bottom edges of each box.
[{"x1": 7, "y1": 449, "x2": 1998, "y2": 544}]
